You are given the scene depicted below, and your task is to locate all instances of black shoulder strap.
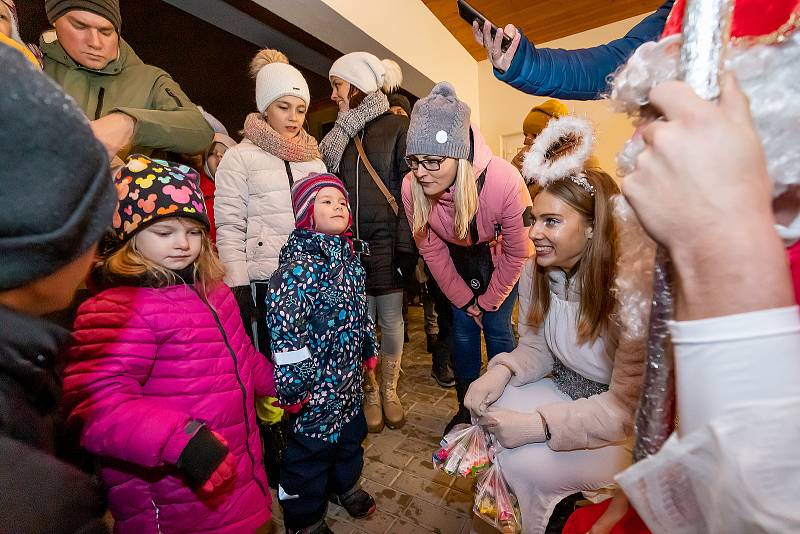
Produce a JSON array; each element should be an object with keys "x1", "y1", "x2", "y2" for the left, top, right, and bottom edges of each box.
[
  {"x1": 469, "y1": 169, "x2": 487, "y2": 245},
  {"x1": 284, "y1": 160, "x2": 296, "y2": 216},
  {"x1": 284, "y1": 160, "x2": 295, "y2": 187}
]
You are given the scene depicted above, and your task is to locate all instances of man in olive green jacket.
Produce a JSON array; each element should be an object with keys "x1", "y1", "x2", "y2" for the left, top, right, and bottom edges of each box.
[{"x1": 40, "y1": 0, "x2": 213, "y2": 158}]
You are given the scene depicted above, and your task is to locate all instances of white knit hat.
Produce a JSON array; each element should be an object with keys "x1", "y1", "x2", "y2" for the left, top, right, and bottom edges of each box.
[
  {"x1": 329, "y1": 52, "x2": 402, "y2": 94},
  {"x1": 251, "y1": 49, "x2": 310, "y2": 113}
]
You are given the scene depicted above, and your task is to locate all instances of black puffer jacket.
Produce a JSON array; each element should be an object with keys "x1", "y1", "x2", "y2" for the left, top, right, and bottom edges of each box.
[
  {"x1": 0, "y1": 306, "x2": 108, "y2": 534},
  {"x1": 337, "y1": 112, "x2": 416, "y2": 295}
]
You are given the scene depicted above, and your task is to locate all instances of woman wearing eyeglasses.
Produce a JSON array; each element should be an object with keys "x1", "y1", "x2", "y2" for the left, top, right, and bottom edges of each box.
[{"x1": 401, "y1": 82, "x2": 532, "y2": 433}]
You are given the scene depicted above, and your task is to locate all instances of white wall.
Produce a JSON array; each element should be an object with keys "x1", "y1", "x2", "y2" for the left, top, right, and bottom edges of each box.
[{"x1": 477, "y1": 14, "x2": 649, "y2": 174}]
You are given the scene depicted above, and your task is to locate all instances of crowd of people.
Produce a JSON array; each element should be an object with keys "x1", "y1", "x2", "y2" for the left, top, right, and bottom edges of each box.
[{"x1": 1, "y1": 0, "x2": 798, "y2": 534}]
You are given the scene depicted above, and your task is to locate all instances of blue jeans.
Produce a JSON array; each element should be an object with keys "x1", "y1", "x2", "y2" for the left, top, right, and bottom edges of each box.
[{"x1": 451, "y1": 285, "x2": 519, "y2": 382}]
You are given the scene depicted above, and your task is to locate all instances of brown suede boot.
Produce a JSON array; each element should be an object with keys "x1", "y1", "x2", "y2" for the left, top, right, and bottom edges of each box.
[
  {"x1": 380, "y1": 357, "x2": 406, "y2": 429},
  {"x1": 363, "y1": 370, "x2": 384, "y2": 433}
]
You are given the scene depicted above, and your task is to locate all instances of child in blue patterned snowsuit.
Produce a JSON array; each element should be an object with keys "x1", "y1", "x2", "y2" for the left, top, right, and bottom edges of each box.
[{"x1": 267, "y1": 173, "x2": 378, "y2": 534}]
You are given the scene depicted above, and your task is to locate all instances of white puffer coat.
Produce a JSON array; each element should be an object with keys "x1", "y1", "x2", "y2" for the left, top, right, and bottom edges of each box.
[{"x1": 214, "y1": 139, "x2": 326, "y2": 287}]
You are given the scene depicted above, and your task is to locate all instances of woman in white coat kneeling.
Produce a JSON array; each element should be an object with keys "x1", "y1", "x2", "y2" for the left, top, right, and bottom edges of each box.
[{"x1": 464, "y1": 117, "x2": 646, "y2": 534}]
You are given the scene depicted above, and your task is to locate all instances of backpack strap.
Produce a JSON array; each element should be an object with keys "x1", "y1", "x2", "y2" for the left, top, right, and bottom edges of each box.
[{"x1": 469, "y1": 169, "x2": 487, "y2": 245}]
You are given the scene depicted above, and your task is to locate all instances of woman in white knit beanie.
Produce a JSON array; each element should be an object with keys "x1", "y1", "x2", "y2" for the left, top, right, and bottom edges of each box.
[
  {"x1": 214, "y1": 49, "x2": 326, "y2": 351},
  {"x1": 320, "y1": 52, "x2": 417, "y2": 436}
]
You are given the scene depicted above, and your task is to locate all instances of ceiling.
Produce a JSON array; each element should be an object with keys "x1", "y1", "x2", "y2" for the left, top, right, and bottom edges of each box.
[{"x1": 423, "y1": 0, "x2": 664, "y2": 60}]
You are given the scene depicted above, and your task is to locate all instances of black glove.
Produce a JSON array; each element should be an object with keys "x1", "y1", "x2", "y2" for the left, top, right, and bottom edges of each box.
[
  {"x1": 177, "y1": 424, "x2": 228, "y2": 488},
  {"x1": 395, "y1": 252, "x2": 419, "y2": 283}
]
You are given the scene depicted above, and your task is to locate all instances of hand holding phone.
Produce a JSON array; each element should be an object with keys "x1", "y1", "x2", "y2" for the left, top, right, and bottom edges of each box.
[{"x1": 457, "y1": 0, "x2": 513, "y2": 52}]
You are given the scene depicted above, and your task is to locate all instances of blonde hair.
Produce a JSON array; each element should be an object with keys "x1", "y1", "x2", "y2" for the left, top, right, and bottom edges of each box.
[
  {"x1": 528, "y1": 169, "x2": 620, "y2": 344},
  {"x1": 410, "y1": 158, "x2": 478, "y2": 240},
  {"x1": 100, "y1": 220, "x2": 225, "y2": 295}
]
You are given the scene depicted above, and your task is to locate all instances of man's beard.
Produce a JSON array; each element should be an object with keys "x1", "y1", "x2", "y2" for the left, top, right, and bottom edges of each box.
[{"x1": 609, "y1": 30, "x2": 800, "y2": 198}]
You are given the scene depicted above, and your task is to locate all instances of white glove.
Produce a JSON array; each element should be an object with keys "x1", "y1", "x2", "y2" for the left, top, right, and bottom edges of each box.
[
  {"x1": 478, "y1": 407, "x2": 547, "y2": 449},
  {"x1": 464, "y1": 365, "x2": 512, "y2": 417}
]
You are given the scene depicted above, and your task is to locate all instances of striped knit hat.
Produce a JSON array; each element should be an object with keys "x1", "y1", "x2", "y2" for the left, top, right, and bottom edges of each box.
[{"x1": 291, "y1": 173, "x2": 350, "y2": 232}]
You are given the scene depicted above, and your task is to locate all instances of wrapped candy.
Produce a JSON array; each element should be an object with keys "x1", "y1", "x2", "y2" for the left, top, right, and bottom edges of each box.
[
  {"x1": 432, "y1": 424, "x2": 491, "y2": 478},
  {"x1": 473, "y1": 462, "x2": 522, "y2": 534}
]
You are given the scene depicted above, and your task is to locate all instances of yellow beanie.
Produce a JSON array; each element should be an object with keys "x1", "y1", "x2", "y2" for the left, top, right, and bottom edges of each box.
[{"x1": 523, "y1": 99, "x2": 569, "y2": 136}]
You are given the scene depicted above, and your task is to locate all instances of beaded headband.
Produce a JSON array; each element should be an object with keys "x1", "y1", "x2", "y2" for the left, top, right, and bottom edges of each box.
[
  {"x1": 522, "y1": 115, "x2": 596, "y2": 196},
  {"x1": 570, "y1": 173, "x2": 596, "y2": 196}
]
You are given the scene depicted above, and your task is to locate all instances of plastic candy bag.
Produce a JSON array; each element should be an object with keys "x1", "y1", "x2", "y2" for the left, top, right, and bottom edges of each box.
[
  {"x1": 474, "y1": 462, "x2": 522, "y2": 534},
  {"x1": 432, "y1": 423, "x2": 491, "y2": 478}
]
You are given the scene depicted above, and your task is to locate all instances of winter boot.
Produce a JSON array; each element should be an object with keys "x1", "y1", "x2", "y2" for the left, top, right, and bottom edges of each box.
[
  {"x1": 329, "y1": 485, "x2": 377, "y2": 519},
  {"x1": 380, "y1": 357, "x2": 406, "y2": 429},
  {"x1": 443, "y1": 379, "x2": 474, "y2": 437},
  {"x1": 363, "y1": 370, "x2": 384, "y2": 433},
  {"x1": 430, "y1": 342, "x2": 455, "y2": 388}
]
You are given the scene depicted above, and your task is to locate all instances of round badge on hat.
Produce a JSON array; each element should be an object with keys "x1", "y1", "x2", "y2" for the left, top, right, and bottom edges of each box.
[{"x1": 436, "y1": 130, "x2": 448, "y2": 144}]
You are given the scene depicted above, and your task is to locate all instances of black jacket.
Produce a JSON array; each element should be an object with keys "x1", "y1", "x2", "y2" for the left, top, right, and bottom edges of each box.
[
  {"x1": 0, "y1": 306, "x2": 108, "y2": 534},
  {"x1": 337, "y1": 112, "x2": 417, "y2": 295}
]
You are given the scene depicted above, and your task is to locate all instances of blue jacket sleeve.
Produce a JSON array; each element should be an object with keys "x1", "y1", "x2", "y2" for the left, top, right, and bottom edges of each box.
[
  {"x1": 267, "y1": 264, "x2": 318, "y2": 405},
  {"x1": 494, "y1": 0, "x2": 674, "y2": 100}
]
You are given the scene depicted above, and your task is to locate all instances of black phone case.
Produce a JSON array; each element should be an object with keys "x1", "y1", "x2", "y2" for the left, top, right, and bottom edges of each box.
[{"x1": 457, "y1": 0, "x2": 513, "y2": 52}]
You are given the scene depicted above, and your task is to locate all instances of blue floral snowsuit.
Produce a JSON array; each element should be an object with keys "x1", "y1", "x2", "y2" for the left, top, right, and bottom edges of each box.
[{"x1": 267, "y1": 229, "x2": 377, "y2": 530}]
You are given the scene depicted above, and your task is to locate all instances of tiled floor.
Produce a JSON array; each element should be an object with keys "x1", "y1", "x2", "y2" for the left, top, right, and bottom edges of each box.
[{"x1": 270, "y1": 304, "x2": 483, "y2": 534}]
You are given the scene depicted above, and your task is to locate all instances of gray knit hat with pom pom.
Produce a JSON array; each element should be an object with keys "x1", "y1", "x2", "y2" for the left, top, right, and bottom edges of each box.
[{"x1": 406, "y1": 82, "x2": 471, "y2": 159}]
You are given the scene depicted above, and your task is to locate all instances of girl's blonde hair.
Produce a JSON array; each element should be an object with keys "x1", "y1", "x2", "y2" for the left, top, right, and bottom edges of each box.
[
  {"x1": 528, "y1": 169, "x2": 619, "y2": 344},
  {"x1": 100, "y1": 220, "x2": 225, "y2": 295},
  {"x1": 410, "y1": 158, "x2": 478, "y2": 240}
]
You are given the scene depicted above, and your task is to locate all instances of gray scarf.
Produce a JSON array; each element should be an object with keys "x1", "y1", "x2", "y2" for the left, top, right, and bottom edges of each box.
[{"x1": 320, "y1": 90, "x2": 390, "y2": 172}]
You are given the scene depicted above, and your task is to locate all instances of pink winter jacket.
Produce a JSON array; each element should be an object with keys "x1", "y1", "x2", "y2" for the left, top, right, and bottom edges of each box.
[
  {"x1": 64, "y1": 280, "x2": 276, "y2": 534},
  {"x1": 401, "y1": 125, "x2": 533, "y2": 311}
]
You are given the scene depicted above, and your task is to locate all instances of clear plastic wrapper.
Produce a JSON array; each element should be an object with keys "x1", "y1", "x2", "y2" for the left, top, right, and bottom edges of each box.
[
  {"x1": 473, "y1": 461, "x2": 522, "y2": 534},
  {"x1": 432, "y1": 423, "x2": 491, "y2": 478}
]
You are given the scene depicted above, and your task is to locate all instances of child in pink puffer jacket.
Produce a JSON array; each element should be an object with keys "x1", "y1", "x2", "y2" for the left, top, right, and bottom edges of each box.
[{"x1": 64, "y1": 155, "x2": 283, "y2": 534}]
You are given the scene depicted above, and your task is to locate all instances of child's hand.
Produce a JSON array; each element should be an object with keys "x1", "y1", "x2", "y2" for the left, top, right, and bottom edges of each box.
[
  {"x1": 177, "y1": 425, "x2": 235, "y2": 492},
  {"x1": 199, "y1": 432, "x2": 237, "y2": 494},
  {"x1": 363, "y1": 355, "x2": 378, "y2": 372}
]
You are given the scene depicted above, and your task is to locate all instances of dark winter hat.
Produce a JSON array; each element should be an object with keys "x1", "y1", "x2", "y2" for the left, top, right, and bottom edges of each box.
[
  {"x1": 290, "y1": 173, "x2": 350, "y2": 231},
  {"x1": 112, "y1": 155, "x2": 209, "y2": 243},
  {"x1": 0, "y1": 45, "x2": 115, "y2": 291},
  {"x1": 406, "y1": 82, "x2": 471, "y2": 159},
  {"x1": 45, "y1": 0, "x2": 121, "y2": 32},
  {"x1": 388, "y1": 93, "x2": 412, "y2": 117}
]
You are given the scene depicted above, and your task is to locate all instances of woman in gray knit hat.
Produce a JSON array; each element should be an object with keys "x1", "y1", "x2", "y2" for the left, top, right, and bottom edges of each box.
[{"x1": 401, "y1": 82, "x2": 532, "y2": 433}]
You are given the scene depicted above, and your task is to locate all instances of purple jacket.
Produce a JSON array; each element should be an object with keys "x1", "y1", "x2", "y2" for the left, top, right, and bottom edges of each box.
[
  {"x1": 402, "y1": 125, "x2": 533, "y2": 311},
  {"x1": 64, "y1": 281, "x2": 275, "y2": 534}
]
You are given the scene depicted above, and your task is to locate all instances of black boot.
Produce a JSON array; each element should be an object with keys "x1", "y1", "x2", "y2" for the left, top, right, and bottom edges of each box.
[
  {"x1": 430, "y1": 344, "x2": 455, "y2": 388},
  {"x1": 329, "y1": 485, "x2": 376, "y2": 519},
  {"x1": 442, "y1": 380, "x2": 474, "y2": 436}
]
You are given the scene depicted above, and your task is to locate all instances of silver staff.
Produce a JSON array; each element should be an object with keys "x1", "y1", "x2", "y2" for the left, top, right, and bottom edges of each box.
[{"x1": 632, "y1": 0, "x2": 734, "y2": 462}]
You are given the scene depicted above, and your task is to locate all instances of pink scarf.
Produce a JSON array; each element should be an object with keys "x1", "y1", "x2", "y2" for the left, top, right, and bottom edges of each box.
[{"x1": 243, "y1": 113, "x2": 321, "y2": 163}]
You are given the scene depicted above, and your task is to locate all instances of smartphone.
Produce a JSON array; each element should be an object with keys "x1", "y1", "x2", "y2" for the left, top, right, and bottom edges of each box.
[{"x1": 457, "y1": 0, "x2": 513, "y2": 52}]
